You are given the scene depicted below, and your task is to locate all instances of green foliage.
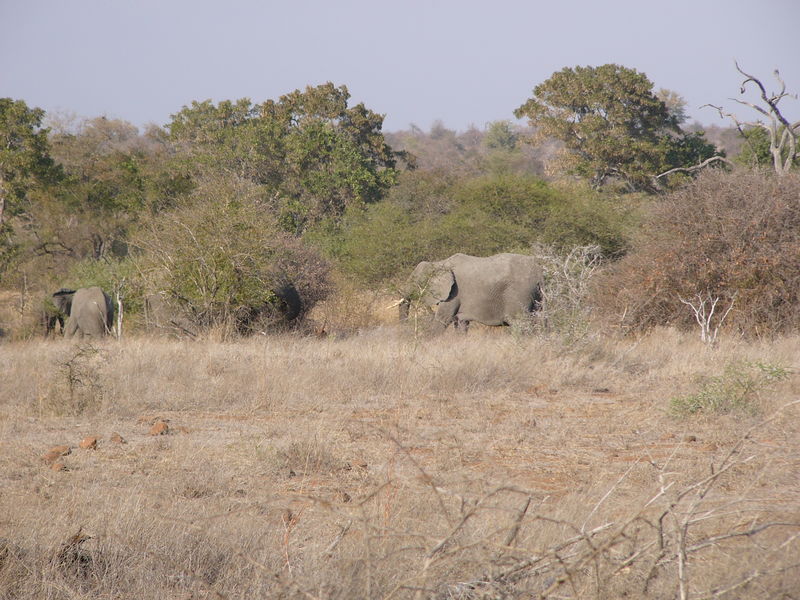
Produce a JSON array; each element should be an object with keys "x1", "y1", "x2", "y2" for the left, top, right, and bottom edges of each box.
[
  {"x1": 661, "y1": 131, "x2": 721, "y2": 175},
  {"x1": 483, "y1": 120, "x2": 518, "y2": 150},
  {"x1": 514, "y1": 64, "x2": 717, "y2": 191},
  {"x1": 670, "y1": 361, "x2": 790, "y2": 416},
  {"x1": 64, "y1": 256, "x2": 144, "y2": 314},
  {"x1": 168, "y1": 83, "x2": 406, "y2": 233},
  {"x1": 0, "y1": 98, "x2": 63, "y2": 276},
  {"x1": 324, "y1": 172, "x2": 633, "y2": 285},
  {"x1": 0, "y1": 98, "x2": 62, "y2": 220},
  {"x1": 133, "y1": 176, "x2": 330, "y2": 333},
  {"x1": 735, "y1": 126, "x2": 799, "y2": 170}
]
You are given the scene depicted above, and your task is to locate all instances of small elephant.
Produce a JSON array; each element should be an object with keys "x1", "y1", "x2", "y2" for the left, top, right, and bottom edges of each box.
[
  {"x1": 53, "y1": 287, "x2": 115, "y2": 339},
  {"x1": 399, "y1": 253, "x2": 543, "y2": 331}
]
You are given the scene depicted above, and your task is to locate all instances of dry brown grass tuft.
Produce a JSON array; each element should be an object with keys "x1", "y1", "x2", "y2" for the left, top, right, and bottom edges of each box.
[{"x1": 0, "y1": 327, "x2": 798, "y2": 598}]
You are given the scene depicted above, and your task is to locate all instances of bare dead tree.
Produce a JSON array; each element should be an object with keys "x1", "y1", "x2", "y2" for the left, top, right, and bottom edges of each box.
[
  {"x1": 655, "y1": 155, "x2": 733, "y2": 181},
  {"x1": 704, "y1": 62, "x2": 799, "y2": 176},
  {"x1": 678, "y1": 291, "x2": 736, "y2": 345}
]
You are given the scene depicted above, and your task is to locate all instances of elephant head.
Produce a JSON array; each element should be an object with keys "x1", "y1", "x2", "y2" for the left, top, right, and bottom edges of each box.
[
  {"x1": 399, "y1": 260, "x2": 457, "y2": 325},
  {"x1": 52, "y1": 288, "x2": 76, "y2": 318},
  {"x1": 43, "y1": 289, "x2": 76, "y2": 337}
]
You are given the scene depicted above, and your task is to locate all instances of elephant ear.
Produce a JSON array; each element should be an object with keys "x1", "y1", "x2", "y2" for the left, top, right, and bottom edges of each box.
[
  {"x1": 52, "y1": 289, "x2": 76, "y2": 315},
  {"x1": 425, "y1": 265, "x2": 456, "y2": 304}
]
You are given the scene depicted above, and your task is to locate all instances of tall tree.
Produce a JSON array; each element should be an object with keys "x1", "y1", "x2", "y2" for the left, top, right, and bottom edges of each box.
[
  {"x1": 0, "y1": 98, "x2": 61, "y2": 225},
  {"x1": 168, "y1": 83, "x2": 408, "y2": 233},
  {"x1": 514, "y1": 64, "x2": 716, "y2": 192}
]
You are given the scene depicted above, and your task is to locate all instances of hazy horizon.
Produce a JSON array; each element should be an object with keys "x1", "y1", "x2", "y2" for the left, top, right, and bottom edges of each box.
[{"x1": 2, "y1": 0, "x2": 798, "y2": 133}]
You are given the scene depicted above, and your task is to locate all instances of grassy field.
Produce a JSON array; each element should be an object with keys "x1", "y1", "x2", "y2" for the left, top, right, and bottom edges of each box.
[{"x1": 0, "y1": 327, "x2": 798, "y2": 599}]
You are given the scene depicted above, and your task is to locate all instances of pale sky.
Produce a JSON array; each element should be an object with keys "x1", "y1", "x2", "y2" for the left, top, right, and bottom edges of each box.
[{"x1": 2, "y1": 0, "x2": 798, "y2": 132}]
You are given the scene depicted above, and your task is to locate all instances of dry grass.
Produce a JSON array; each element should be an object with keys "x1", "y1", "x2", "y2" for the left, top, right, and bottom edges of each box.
[{"x1": 0, "y1": 327, "x2": 798, "y2": 599}]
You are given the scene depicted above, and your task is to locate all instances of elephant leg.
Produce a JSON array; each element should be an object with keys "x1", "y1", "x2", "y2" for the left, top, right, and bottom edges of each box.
[
  {"x1": 455, "y1": 317, "x2": 470, "y2": 333},
  {"x1": 64, "y1": 317, "x2": 79, "y2": 339},
  {"x1": 434, "y1": 300, "x2": 459, "y2": 329}
]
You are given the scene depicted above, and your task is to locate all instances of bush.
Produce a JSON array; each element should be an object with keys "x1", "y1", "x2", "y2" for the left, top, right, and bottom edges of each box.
[
  {"x1": 324, "y1": 172, "x2": 632, "y2": 286},
  {"x1": 595, "y1": 170, "x2": 800, "y2": 336},
  {"x1": 132, "y1": 177, "x2": 330, "y2": 335},
  {"x1": 65, "y1": 257, "x2": 143, "y2": 313},
  {"x1": 522, "y1": 244, "x2": 602, "y2": 343},
  {"x1": 670, "y1": 361, "x2": 790, "y2": 416}
]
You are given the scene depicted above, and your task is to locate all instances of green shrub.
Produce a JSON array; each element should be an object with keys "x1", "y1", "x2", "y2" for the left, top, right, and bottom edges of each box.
[
  {"x1": 132, "y1": 177, "x2": 330, "y2": 334},
  {"x1": 323, "y1": 172, "x2": 633, "y2": 285},
  {"x1": 670, "y1": 361, "x2": 790, "y2": 416},
  {"x1": 65, "y1": 256, "x2": 144, "y2": 314}
]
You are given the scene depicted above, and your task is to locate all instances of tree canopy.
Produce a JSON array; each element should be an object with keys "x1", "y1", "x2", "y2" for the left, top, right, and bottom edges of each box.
[
  {"x1": 514, "y1": 64, "x2": 717, "y2": 191},
  {"x1": 168, "y1": 83, "x2": 408, "y2": 234},
  {"x1": 0, "y1": 98, "x2": 61, "y2": 226}
]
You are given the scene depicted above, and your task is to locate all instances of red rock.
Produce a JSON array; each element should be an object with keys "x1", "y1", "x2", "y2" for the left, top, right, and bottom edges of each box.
[
  {"x1": 110, "y1": 432, "x2": 126, "y2": 444},
  {"x1": 79, "y1": 436, "x2": 99, "y2": 450},
  {"x1": 149, "y1": 421, "x2": 169, "y2": 436},
  {"x1": 42, "y1": 445, "x2": 71, "y2": 463}
]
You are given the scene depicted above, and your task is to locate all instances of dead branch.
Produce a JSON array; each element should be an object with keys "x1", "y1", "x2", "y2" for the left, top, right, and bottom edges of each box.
[
  {"x1": 704, "y1": 62, "x2": 799, "y2": 175},
  {"x1": 655, "y1": 155, "x2": 733, "y2": 179}
]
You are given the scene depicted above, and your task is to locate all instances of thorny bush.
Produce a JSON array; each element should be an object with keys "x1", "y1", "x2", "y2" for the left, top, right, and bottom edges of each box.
[{"x1": 595, "y1": 169, "x2": 800, "y2": 336}]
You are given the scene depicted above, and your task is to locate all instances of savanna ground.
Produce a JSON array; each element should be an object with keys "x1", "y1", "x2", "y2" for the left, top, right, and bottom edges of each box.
[{"x1": 0, "y1": 296, "x2": 799, "y2": 599}]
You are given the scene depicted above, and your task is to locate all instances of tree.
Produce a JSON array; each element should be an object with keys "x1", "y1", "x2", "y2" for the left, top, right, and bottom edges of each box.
[
  {"x1": 656, "y1": 88, "x2": 689, "y2": 124},
  {"x1": 168, "y1": 83, "x2": 407, "y2": 233},
  {"x1": 132, "y1": 176, "x2": 330, "y2": 335},
  {"x1": 705, "y1": 63, "x2": 799, "y2": 175},
  {"x1": 0, "y1": 98, "x2": 61, "y2": 226},
  {"x1": 514, "y1": 64, "x2": 717, "y2": 192},
  {"x1": 735, "y1": 126, "x2": 778, "y2": 168},
  {"x1": 483, "y1": 120, "x2": 519, "y2": 150},
  {"x1": 43, "y1": 117, "x2": 185, "y2": 261}
]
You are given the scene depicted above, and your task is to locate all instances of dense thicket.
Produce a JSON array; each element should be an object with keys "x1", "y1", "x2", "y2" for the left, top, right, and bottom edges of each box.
[
  {"x1": 595, "y1": 170, "x2": 800, "y2": 336},
  {"x1": 134, "y1": 178, "x2": 330, "y2": 333}
]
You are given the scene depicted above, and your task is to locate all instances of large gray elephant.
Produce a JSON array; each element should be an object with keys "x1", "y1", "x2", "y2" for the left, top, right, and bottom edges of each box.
[
  {"x1": 399, "y1": 253, "x2": 544, "y2": 331},
  {"x1": 53, "y1": 287, "x2": 115, "y2": 338}
]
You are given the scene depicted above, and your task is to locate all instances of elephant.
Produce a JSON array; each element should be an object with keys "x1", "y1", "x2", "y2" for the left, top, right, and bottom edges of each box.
[
  {"x1": 42, "y1": 290, "x2": 72, "y2": 336},
  {"x1": 399, "y1": 253, "x2": 544, "y2": 332},
  {"x1": 236, "y1": 282, "x2": 303, "y2": 335},
  {"x1": 52, "y1": 287, "x2": 115, "y2": 339}
]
